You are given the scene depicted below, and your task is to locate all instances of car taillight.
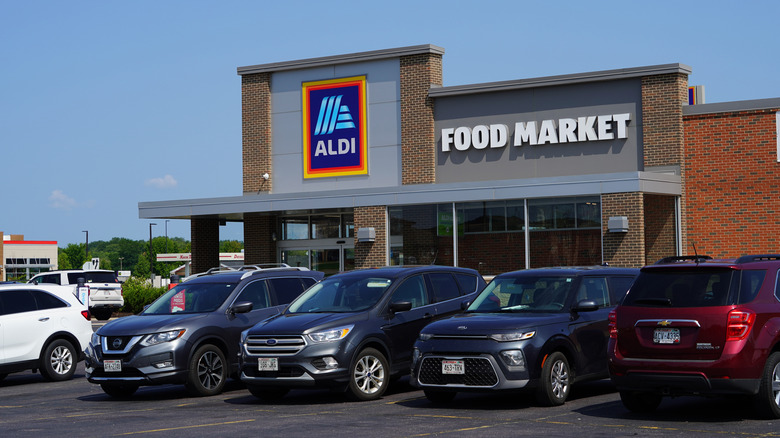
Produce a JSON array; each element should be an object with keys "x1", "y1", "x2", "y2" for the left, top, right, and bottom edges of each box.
[
  {"x1": 608, "y1": 309, "x2": 617, "y2": 339},
  {"x1": 81, "y1": 310, "x2": 91, "y2": 321},
  {"x1": 726, "y1": 309, "x2": 755, "y2": 340}
]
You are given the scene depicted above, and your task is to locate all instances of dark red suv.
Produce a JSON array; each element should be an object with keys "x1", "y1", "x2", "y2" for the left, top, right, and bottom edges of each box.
[{"x1": 608, "y1": 254, "x2": 780, "y2": 418}]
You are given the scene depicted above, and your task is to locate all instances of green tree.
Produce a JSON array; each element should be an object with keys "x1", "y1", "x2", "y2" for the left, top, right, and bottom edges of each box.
[
  {"x1": 62, "y1": 243, "x2": 87, "y2": 269},
  {"x1": 220, "y1": 240, "x2": 244, "y2": 253},
  {"x1": 57, "y1": 251, "x2": 72, "y2": 270}
]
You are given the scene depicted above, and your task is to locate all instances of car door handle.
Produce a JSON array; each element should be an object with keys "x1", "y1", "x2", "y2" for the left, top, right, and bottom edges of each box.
[
  {"x1": 38, "y1": 317, "x2": 50, "y2": 322},
  {"x1": 423, "y1": 313, "x2": 433, "y2": 319}
]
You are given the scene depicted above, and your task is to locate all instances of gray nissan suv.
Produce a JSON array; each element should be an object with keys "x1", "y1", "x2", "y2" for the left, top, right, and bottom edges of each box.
[{"x1": 85, "y1": 266, "x2": 323, "y2": 397}]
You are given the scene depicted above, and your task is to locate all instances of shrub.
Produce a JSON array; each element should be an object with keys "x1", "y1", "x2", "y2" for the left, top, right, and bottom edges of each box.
[{"x1": 121, "y1": 276, "x2": 166, "y2": 314}]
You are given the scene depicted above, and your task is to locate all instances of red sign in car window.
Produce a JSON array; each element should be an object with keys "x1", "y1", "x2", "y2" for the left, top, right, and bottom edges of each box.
[{"x1": 171, "y1": 290, "x2": 186, "y2": 312}]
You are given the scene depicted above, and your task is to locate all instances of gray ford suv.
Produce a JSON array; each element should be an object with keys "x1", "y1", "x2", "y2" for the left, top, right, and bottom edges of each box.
[
  {"x1": 85, "y1": 266, "x2": 324, "y2": 397},
  {"x1": 239, "y1": 266, "x2": 486, "y2": 401}
]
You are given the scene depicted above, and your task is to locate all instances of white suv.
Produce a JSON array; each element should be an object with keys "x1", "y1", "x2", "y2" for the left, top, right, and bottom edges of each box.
[
  {"x1": 0, "y1": 284, "x2": 93, "y2": 381},
  {"x1": 29, "y1": 270, "x2": 124, "y2": 320}
]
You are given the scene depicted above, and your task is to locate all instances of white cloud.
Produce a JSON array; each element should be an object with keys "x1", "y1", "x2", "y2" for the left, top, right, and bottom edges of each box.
[
  {"x1": 49, "y1": 190, "x2": 77, "y2": 210},
  {"x1": 145, "y1": 174, "x2": 178, "y2": 189}
]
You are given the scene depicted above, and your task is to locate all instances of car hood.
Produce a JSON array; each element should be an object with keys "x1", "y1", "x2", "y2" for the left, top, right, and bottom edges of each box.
[
  {"x1": 421, "y1": 312, "x2": 571, "y2": 335},
  {"x1": 247, "y1": 311, "x2": 367, "y2": 335},
  {"x1": 97, "y1": 313, "x2": 211, "y2": 336}
]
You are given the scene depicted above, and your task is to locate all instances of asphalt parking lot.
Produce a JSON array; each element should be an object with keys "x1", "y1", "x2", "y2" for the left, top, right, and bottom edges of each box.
[{"x1": 2, "y1": 358, "x2": 780, "y2": 438}]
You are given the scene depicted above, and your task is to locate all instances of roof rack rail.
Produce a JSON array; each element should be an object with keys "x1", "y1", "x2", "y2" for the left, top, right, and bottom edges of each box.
[
  {"x1": 735, "y1": 254, "x2": 780, "y2": 264},
  {"x1": 239, "y1": 263, "x2": 292, "y2": 271},
  {"x1": 655, "y1": 255, "x2": 712, "y2": 265}
]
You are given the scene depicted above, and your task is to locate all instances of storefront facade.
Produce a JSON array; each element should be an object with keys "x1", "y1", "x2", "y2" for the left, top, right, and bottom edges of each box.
[{"x1": 139, "y1": 45, "x2": 780, "y2": 276}]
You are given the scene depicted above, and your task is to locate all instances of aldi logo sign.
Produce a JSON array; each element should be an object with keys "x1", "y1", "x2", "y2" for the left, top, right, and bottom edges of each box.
[{"x1": 302, "y1": 76, "x2": 368, "y2": 178}]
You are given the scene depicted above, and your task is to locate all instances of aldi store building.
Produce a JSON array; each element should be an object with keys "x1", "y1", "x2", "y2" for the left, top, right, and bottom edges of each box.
[{"x1": 139, "y1": 45, "x2": 780, "y2": 276}]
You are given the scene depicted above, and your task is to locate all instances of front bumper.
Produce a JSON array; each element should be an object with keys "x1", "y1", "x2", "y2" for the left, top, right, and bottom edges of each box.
[
  {"x1": 239, "y1": 340, "x2": 354, "y2": 389},
  {"x1": 84, "y1": 337, "x2": 190, "y2": 386}
]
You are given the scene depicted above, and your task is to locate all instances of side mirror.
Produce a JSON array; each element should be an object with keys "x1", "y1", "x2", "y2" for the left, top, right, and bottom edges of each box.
[
  {"x1": 460, "y1": 300, "x2": 472, "y2": 310},
  {"x1": 231, "y1": 301, "x2": 254, "y2": 315},
  {"x1": 572, "y1": 299, "x2": 599, "y2": 312},
  {"x1": 389, "y1": 301, "x2": 412, "y2": 313}
]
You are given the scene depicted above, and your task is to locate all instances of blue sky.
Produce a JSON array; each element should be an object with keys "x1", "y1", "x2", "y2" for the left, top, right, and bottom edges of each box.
[{"x1": 2, "y1": 1, "x2": 778, "y2": 246}]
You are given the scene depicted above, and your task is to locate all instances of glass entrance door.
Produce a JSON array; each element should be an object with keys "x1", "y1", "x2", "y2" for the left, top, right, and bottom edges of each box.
[{"x1": 280, "y1": 245, "x2": 354, "y2": 276}]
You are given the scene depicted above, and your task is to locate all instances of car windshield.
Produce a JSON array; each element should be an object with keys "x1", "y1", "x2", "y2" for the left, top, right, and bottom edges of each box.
[
  {"x1": 287, "y1": 275, "x2": 393, "y2": 313},
  {"x1": 69, "y1": 272, "x2": 118, "y2": 283},
  {"x1": 142, "y1": 281, "x2": 238, "y2": 315},
  {"x1": 467, "y1": 275, "x2": 575, "y2": 313}
]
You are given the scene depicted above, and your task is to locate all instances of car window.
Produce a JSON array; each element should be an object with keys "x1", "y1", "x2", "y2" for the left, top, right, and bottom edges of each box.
[
  {"x1": 288, "y1": 276, "x2": 392, "y2": 313},
  {"x1": 32, "y1": 290, "x2": 68, "y2": 310},
  {"x1": 454, "y1": 273, "x2": 478, "y2": 294},
  {"x1": 427, "y1": 273, "x2": 460, "y2": 302},
  {"x1": 268, "y1": 278, "x2": 306, "y2": 305},
  {"x1": 469, "y1": 275, "x2": 575, "y2": 313},
  {"x1": 624, "y1": 268, "x2": 734, "y2": 307},
  {"x1": 576, "y1": 277, "x2": 610, "y2": 307},
  {"x1": 739, "y1": 270, "x2": 765, "y2": 304},
  {"x1": 236, "y1": 279, "x2": 270, "y2": 310},
  {"x1": 390, "y1": 275, "x2": 429, "y2": 309},
  {"x1": 69, "y1": 272, "x2": 118, "y2": 284},
  {"x1": 0, "y1": 290, "x2": 38, "y2": 315},
  {"x1": 143, "y1": 282, "x2": 238, "y2": 314},
  {"x1": 608, "y1": 276, "x2": 636, "y2": 303},
  {"x1": 301, "y1": 277, "x2": 317, "y2": 289}
]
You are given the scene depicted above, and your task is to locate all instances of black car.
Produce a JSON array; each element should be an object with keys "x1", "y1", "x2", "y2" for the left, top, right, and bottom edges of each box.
[
  {"x1": 85, "y1": 266, "x2": 324, "y2": 397},
  {"x1": 410, "y1": 266, "x2": 638, "y2": 405},
  {"x1": 239, "y1": 266, "x2": 486, "y2": 401}
]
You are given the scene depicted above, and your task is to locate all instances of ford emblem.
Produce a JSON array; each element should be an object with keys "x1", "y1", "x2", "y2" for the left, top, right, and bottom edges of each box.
[{"x1": 266, "y1": 339, "x2": 277, "y2": 345}]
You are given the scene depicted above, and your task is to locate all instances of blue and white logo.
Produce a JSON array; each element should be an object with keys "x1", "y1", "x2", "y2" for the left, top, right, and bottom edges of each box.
[{"x1": 313, "y1": 95, "x2": 356, "y2": 135}]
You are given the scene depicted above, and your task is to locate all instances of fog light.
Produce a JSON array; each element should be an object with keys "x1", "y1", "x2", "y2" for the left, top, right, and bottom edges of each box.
[
  {"x1": 312, "y1": 356, "x2": 339, "y2": 370},
  {"x1": 499, "y1": 350, "x2": 526, "y2": 371},
  {"x1": 153, "y1": 360, "x2": 173, "y2": 369},
  {"x1": 412, "y1": 348, "x2": 420, "y2": 364}
]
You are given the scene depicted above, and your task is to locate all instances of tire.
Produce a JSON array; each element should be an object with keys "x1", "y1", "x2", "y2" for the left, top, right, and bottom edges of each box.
[
  {"x1": 424, "y1": 389, "x2": 457, "y2": 404},
  {"x1": 247, "y1": 384, "x2": 289, "y2": 401},
  {"x1": 619, "y1": 390, "x2": 663, "y2": 413},
  {"x1": 753, "y1": 352, "x2": 780, "y2": 419},
  {"x1": 347, "y1": 348, "x2": 389, "y2": 401},
  {"x1": 535, "y1": 351, "x2": 571, "y2": 406},
  {"x1": 92, "y1": 308, "x2": 113, "y2": 321},
  {"x1": 185, "y1": 344, "x2": 227, "y2": 396},
  {"x1": 40, "y1": 339, "x2": 77, "y2": 381},
  {"x1": 100, "y1": 383, "x2": 139, "y2": 398}
]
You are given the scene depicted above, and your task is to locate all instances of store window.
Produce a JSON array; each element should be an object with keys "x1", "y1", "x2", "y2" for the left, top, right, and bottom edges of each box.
[{"x1": 280, "y1": 213, "x2": 354, "y2": 240}]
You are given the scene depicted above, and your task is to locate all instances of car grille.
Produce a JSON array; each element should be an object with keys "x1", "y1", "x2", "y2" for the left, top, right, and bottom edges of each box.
[
  {"x1": 242, "y1": 365, "x2": 306, "y2": 378},
  {"x1": 418, "y1": 356, "x2": 499, "y2": 387},
  {"x1": 244, "y1": 335, "x2": 306, "y2": 356},
  {"x1": 102, "y1": 335, "x2": 141, "y2": 354}
]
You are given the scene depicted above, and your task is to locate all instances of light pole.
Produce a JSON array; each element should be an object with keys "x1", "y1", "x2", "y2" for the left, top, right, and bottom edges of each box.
[
  {"x1": 82, "y1": 230, "x2": 88, "y2": 262},
  {"x1": 165, "y1": 219, "x2": 170, "y2": 253},
  {"x1": 119, "y1": 257, "x2": 124, "y2": 270},
  {"x1": 149, "y1": 223, "x2": 157, "y2": 281}
]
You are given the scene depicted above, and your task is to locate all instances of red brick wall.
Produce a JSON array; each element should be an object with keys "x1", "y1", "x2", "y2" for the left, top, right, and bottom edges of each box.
[
  {"x1": 400, "y1": 53, "x2": 442, "y2": 185},
  {"x1": 354, "y1": 206, "x2": 386, "y2": 268},
  {"x1": 191, "y1": 218, "x2": 220, "y2": 274},
  {"x1": 684, "y1": 108, "x2": 780, "y2": 257},
  {"x1": 242, "y1": 73, "x2": 272, "y2": 194}
]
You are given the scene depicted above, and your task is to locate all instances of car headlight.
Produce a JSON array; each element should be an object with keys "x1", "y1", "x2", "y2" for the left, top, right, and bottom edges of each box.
[
  {"x1": 418, "y1": 333, "x2": 434, "y2": 341},
  {"x1": 308, "y1": 325, "x2": 353, "y2": 343},
  {"x1": 499, "y1": 349, "x2": 527, "y2": 371},
  {"x1": 91, "y1": 332, "x2": 102, "y2": 347},
  {"x1": 140, "y1": 329, "x2": 186, "y2": 346},
  {"x1": 489, "y1": 331, "x2": 535, "y2": 342}
]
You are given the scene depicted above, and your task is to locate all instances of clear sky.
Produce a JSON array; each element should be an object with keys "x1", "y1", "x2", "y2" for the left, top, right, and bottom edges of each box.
[{"x1": 2, "y1": 0, "x2": 778, "y2": 246}]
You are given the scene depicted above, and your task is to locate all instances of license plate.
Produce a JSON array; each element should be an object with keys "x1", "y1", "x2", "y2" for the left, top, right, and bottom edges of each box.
[
  {"x1": 441, "y1": 359, "x2": 465, "y2": 375},
  {"x1": 104, "y1": 360, "x2": 122, "y2": 372},
  {"x1": 653, "y1": 328, "x2": 680, "y2": 344},
  {"x1": 258, "y1": 357, "x2": 279, "y2": 371}
]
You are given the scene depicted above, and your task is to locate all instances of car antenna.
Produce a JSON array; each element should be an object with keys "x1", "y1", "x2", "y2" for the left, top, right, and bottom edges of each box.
[{"x1": 692, "y1": 241, "x2": 701, "y2": 264}]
